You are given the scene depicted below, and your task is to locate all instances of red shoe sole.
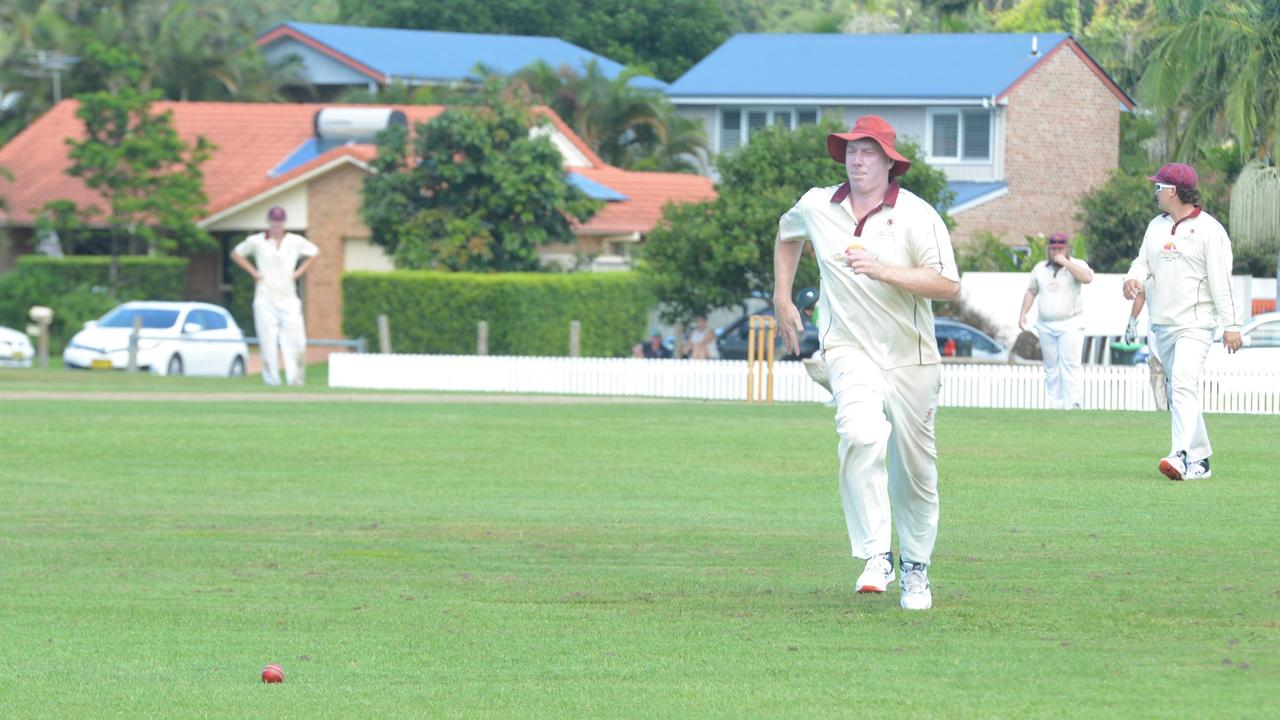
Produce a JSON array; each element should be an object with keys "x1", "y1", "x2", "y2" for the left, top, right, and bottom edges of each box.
[
  {"x1": 857, "y1": 586, "x2": 886, "y2": 593},
  {"x1": 1159, "y1": 459, "x2": 1184, "y2": 481}
]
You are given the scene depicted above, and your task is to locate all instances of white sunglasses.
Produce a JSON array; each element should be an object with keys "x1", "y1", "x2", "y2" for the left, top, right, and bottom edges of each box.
[{"x1": 1153, "y1": 182, "x2": 1179, "y2": 192}]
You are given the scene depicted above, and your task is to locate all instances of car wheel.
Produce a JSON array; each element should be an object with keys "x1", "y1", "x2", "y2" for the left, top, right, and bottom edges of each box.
[
  {"x1": 229, "y1": 356, "x2": 245, "y2": 378},
  {"x1": 167, "y1": 354, "x2": 183, "y2": 376}
]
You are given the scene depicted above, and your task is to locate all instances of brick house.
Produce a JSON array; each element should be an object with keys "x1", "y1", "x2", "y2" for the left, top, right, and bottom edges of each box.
[
  {"x1": 666, "y1": 33, "x2": 1135, "y2": 244},
  {"x1": 0, "y1": 101, "x2": 715, "y2": 341}
]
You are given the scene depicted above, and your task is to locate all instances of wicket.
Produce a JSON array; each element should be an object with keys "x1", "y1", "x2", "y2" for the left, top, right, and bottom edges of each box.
[{"x1": 747, "y1": 315, "x2": 776, "y2": 403}]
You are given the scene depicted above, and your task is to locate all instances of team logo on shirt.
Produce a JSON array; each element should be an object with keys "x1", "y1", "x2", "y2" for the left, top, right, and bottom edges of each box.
[{"x1": 1160, "y1": 241, "x2": 1181, "y2": 261}]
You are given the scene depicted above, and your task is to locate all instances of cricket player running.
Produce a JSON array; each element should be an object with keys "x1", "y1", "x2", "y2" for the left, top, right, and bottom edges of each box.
[
  {"x1": 231, "y1": 205, "x2": 320, "y2": 386},
  {"x1": 773, "y1": 116, "x2": 960, "y2": 610},
  {"x1": 1122, "y1": 163, "x2": 1242, "y2": 480}
]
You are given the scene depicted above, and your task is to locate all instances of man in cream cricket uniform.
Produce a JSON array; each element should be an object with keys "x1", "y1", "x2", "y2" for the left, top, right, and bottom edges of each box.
[
  {"x1": 1122, "y1": 163, "x2": 1242, "y2": 480},
  {"x1": 774, "y1": 116, "x2": 960, "y2": 611},
  {"x1": 1018, "y1": 232, "x2": 1094, "y2": 409},
  {"x1": 231, "y1": 205, "x2": 320, "y2": 386}
]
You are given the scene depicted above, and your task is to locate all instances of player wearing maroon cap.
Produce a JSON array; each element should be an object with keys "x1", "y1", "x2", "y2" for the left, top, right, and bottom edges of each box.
[
  {"x1": 230, "y1": 205, "x2": 320, "y2": 386},
  {"x1": 1123, "y1": 163, "x2": 1242, "y2": 480},
  {"x1": 1019, "y1": 232, "x2": 1094, "y2": 408}
]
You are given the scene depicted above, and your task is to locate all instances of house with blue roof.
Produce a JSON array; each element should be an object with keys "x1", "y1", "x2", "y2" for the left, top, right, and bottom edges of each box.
[
  {"x1": 258, "y1": 22, "x2": 667, "y2": 97},
  {"x1": 667, "y1": 33, "x2": 1135, "y2": 244}
]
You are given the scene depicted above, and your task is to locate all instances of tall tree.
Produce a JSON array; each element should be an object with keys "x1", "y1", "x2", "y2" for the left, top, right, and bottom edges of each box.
[
  {"x1": 57, "y1": 43, "x2": 214, "y2": 290},
  {"x1": 1, "y1": 1, "x2": 312, "y2": 143},
  {"x1": 641, "y1": 121, "x2": 954, "y2": 324},
  {"x1": 361, "y1": 83, "x2": 600, "y2": 272}
]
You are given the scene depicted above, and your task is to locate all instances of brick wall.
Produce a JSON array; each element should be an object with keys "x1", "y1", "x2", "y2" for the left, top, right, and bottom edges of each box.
[
  {"x1": 953, "y1": 45, "x2": 1123, "y2": 247},
  {"x1": 305, "y1": 163, "x2": 368, "y2": 340}
]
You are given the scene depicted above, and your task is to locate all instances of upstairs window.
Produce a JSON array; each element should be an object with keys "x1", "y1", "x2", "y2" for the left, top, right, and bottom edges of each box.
[
  {"x1": 929, "y1": 108, "x2": 991, "y2": 161},
  {"x1": 720, "y1": 107, "x2": 820, "y2": 153}
]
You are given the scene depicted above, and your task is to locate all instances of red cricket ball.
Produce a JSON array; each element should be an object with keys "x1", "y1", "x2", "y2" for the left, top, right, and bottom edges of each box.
[{"x1": 261, "y1": 663, "x2": 285, "y2": 683}]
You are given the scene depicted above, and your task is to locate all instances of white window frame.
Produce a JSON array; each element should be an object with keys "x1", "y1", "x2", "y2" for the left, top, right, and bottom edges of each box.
[
  {"x1": 718, "y1": 106, "x2": 821, "y2": 153},
  {"x1": 926, "y1": 107, "x2": 993, "y2": 163}
]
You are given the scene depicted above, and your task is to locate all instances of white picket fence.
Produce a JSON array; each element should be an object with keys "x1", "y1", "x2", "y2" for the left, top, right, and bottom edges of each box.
[{"x1": 329, "y1": 353, "x2": 1280, "y2": 414}]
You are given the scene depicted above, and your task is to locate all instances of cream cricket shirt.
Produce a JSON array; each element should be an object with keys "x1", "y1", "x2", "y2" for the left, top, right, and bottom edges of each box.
[
  {"x1": 779, "y1": 182, "x2": 959, "y2": 369},
  {"x1": 1124, "y1": 208, "x2": 1242, "y2": 331},
  {"x1": 233, "y1": 232, "x2": 319, "y2": 303},
  {"x1": 1028, "y1": 258, "x2": 1090, "y2": 321}
]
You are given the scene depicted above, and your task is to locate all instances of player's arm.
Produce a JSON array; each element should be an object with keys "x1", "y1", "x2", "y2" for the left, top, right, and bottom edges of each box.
[
  {"x1": 773, "y1": 233, "x2": 806, "y2": 356},
  {"x1": 1205, "y1": 230, "x2": 1243, "y2": 351},
  {"x1": 1060, "y1": 256, "x2": 1094, "y2": 283},
  {"x1": 846, "y1": 211, "x2": 960, "y2": 301},
  {"x1": 1018, "y1": 288, "x2": 1036, "y2": 331},
  {"x1": 293, "y1": 253, "x2": 319, "y2": 280},
  {"x1": 230, "y1": 246, "x2": 261, "y2": 282},
  {"x1": 851, "y1": 263, "x2": 959, "y2": 301},
  {"x1": 1123, "y1": 232, "x2": 1152, "y2": 300}
]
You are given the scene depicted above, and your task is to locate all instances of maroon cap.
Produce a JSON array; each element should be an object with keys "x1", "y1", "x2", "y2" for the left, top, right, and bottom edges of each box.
[
  {"x1": 827, "y1": 115, "x2": 912, "y2": 178},
  {"x1": 267, "y1": 205, "x2": 287, "y2": 221},
  {"x1": 1148, "y1": 163, "x2": 1197, "y2": 190},
  {"x1": 1048, "y1": 232, "x2": 1069, "y2": 246}
]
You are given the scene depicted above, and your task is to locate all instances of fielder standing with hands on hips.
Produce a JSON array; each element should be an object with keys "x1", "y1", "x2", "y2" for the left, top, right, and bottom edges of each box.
[
  {"x1": 231, "y1": 205, "x2": 320, "y2": 387},
  {"x1": 1122, "y1": 163, "x2": 1242, "y2": 481},
  {"x1": 773, "y1": 115, "x2": 959, "y2": 610}
]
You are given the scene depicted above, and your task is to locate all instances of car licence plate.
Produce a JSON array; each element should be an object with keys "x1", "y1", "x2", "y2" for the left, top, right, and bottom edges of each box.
[{"x1": 91, "y1": 358, "x2": 113, "y2": 370}]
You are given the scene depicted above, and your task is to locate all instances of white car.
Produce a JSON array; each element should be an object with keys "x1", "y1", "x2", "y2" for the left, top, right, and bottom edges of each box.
[
  {"x1": 64, "y1": 301, "x2": 249, "y2": 377},
  {"x1": 1204, "y1": 311, "x2": 1280, "y2": 372},
  {"x1": 0, "y1": 325, "x2": 36, "y2": 368}
]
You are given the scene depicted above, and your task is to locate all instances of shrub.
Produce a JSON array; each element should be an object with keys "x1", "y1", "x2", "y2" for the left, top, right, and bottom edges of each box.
[
  {"x1": 343, "y1": 271, "x2": 654, "y2": 357},
  {"x1": 0, "y1": 256, "x2": 188, "y2": 351}
]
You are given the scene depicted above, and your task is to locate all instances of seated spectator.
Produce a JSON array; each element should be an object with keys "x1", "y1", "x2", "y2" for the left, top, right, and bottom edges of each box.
[
  {"x1": 682, "y1": 316, "x2": 719, "y2": 359},
  {"x1": 642, "y1": 332, "x2": 672, "y2": 359}
]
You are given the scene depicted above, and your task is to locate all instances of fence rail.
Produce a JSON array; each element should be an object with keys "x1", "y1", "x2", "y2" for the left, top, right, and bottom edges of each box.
[{"x1": 329, "y1": 354, "x2": 1280, "y2": 415}]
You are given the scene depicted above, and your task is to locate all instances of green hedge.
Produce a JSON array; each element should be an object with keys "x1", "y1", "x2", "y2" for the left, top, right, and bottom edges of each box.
[
  {"x1": 343, "y1": 271, "x2": 655, "y2": 357},
  {"x1": 0, "y1": 255, "x2": 189, "y2": 351}
]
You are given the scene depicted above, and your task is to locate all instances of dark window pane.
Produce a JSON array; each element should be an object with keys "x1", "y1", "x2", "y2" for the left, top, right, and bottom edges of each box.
[
  {"x1": 720, "y1": 109, "x2": 741, "y2": 152},
  {"x1": 204, "y1": 311, "x2": 228, "y2": 330},
  {"x1": 99, "y1": 308, "x2": 180, "y2": 329},
  {"x1": 932, "y1": 113, "x2": 958, "y2": 157},
  {"x1": 962, "y1": 109, "x2": 991, "y2": 160}
]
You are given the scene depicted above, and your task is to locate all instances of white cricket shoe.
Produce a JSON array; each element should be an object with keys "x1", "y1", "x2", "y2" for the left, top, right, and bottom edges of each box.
[
  {"x1": 899, "y1": 561, "x2": 932, "y2": 610},
  {"x1": 1159, "y1": 451, "x2": 1188, "y2": 481},
  {"x1": 855, "y1": 552, "x2": 894, "y2": 593},
  {"x1": 1184, "y1": 457, "x2": 1212, "y2": 479}
]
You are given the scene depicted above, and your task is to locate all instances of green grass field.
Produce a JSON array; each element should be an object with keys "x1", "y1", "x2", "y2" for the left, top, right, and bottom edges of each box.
[{"x1": 1, "y1": 368, "x2": 1277, "y2": 718}]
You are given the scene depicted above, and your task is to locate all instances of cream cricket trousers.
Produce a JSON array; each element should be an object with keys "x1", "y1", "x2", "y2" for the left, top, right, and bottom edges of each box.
[
  {"x1": 825, "y1": 344, "x2": 941, "y2": 566},
  {"x1": 1037, "y1": 318, "x2": 1085, "y2": 409},
  {"x1": 253, "y1": 296, "x2": 307, "y2": 386},
  {"x1": 1151, "y1": 325, "x2": 1213, "y2": 461}
]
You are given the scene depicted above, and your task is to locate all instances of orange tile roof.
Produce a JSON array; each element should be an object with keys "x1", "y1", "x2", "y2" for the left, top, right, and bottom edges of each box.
[
  {"x1": 573, "y1": 166, "x2": 716, "y2": 235},
  {"x1": 0, "y1": 100, "x2": 714, "y2": 235}
]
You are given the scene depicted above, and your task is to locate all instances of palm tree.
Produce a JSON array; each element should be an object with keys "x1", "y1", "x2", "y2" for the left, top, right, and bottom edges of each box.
[
  {"x1": 1140, "y1": 0, "x2": 1280, "y2": 288},
  {"x1": 510, "y1": 59, "x2": 708, "y2": 173}
]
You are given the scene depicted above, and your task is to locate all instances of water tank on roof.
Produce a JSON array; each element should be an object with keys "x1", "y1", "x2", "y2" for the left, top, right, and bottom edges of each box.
[{"x1": 313, "y1": 108, "x2": 408, "y2": 141}]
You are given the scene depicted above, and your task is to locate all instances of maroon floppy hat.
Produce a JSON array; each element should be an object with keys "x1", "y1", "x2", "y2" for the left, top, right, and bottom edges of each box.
[{"x1": 827, "y1": 115, "x2": 912, "y2": 178}]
